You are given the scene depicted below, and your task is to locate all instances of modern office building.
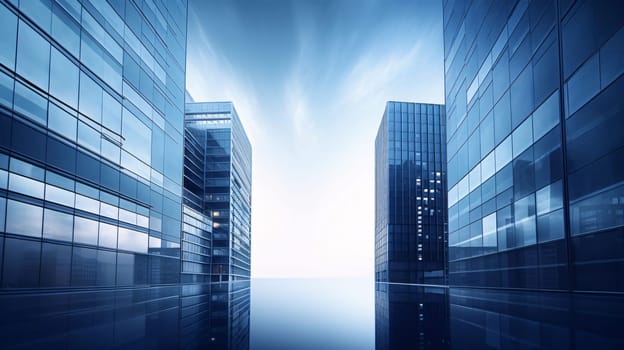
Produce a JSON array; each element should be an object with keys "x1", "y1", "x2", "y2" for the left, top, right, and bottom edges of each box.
[
  {"x1": 375, "y1": 284, "x2": 450, "y2": 350},
  {"x1": 184, "y1": 101, "x2": 252, "y2": 282},
  {"x1": 0, "y1": 0, "x2": 200, "y2": 347},
  {"x1": 443, "y1": 0, "x2": 624, "y2": 292},
  {"x1": 375, "y1": 101, "x2": 447, "y2": 284}
]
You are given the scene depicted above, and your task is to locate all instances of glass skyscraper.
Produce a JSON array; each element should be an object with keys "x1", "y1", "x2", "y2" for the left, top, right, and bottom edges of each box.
[
  {"x1": 443, "y1": 0, "x2": 624, "y2": 292},
  {"x1": 184, "y1": 101, "x2": 252, "y2": 282},
  {"x1": 375, "y1": 101, "x2": 447, "y2": 284}
]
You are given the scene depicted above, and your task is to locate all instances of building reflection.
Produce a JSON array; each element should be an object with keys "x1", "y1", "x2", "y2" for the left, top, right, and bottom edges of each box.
[
  {"x1": 375, "y1": 283, "x2": 624, "y2": 349},
  {"x1": 0, "y1": 280, "x2": 250, "y2": 349},
  {"x1": 375, "y1": 283, "x2": 450, "y2": 349}
]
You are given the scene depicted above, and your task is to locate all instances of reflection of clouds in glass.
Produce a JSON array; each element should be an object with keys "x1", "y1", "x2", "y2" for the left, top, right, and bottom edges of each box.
[
  {"x1": 6, "y1": 199, "x2": 42, "y2": 237},
  {"x1": 43, "y1": 209, "x2": 74, "y2": 242}
]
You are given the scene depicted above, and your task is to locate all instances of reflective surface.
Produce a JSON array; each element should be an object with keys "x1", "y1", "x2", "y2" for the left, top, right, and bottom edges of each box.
[{"x1": 3, "y1": 279, "x2": 624, "y2": 349}]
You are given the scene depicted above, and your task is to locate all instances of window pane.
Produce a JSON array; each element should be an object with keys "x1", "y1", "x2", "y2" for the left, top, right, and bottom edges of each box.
[
  {"x1": 497, "y1": 205, "x2": 514, "y2": 250},
  {"x1": 45, "y1": 184, "x2": 75, "y2": 207},
  {"x1": 40, "y1": 242, "x2": 71, "y2": 287},
  {"x1": 0, "y1": 70, "x2": 13, "y2": 108},
  {"x1": 514, "y1": 193, "x2": 537, "y2": 247},
  {"x1": 0, "y1": 3, "x2": 17, "y2": 70},
  {"x1": 49, "y1": 47, "x2": 79, "y2": 107},
  {"x1": 495, "y1": 135, "x2": 512, "y2": 171},
  {"x1": 536, "y1": 180, "x2": 564, "y2": 215},
  {"x1": 79, "y1": 72, "x2": 102, "y2": 122},
  {"x1": 570, "y1": 183, "x2": 624, "y2": 236},
  {"x1": 96, "y1": 250, "x2": 116, "y2": 286},
  {"x1": 77, "y1": 120, "x2": 101, "y2": 154},
  {"x1": 73, "y1": 216, "x2": 99, "y2": 245},
  {"x1": 102, "y1": 92, "x2": 121, "y2": 134},
  {"x1": 537, "y1": 208, "x2": 564, "y2": 242},
  {"x1": 566, "y1": 53, "x2": 600, "y2": 116},
  {"x1": 118, "y1": 227, "x2": 148, "y2": 253},
  {"x1": 16, "y1": 21, "x2": 50, "y2": 91},
  {"x1": 2, "y1": 237, "x2": 41, "y2": 288},
  {"x1": 10, "y1": 158, "x2": 44, "y2": 180},
  {"x1": 512, "y1": 116, "x2": 533, "y2": 158},
  {"x1": 71, "y1": 246, "x2": 97, "y2": 286},
  {"x1": 43, "y1": 209, "x2": 73, "y2": 242},
  {"x1": 6, "y1": 200, "x2": 43, "y2": 237},
  {"x1": 19, "y1": 0, "x2": 52, "y2": 33},
  {"x1": 51, "y1": 2, "x2": 80, "y2": 57},
  {"x1": 98, "y1": 222, "x2": 118, "y2": 249},
  {"x1": 122, "y1": 110, "x2": 151, "y2": 163},
  {"x1": 482, "y1": 212, "x2": 498, "y2": 250},
  {"x1": 8, "y1": 173, "x2": 44, "y2": 198},
  {"x1": 533, "y1": 90, "x2": 560, "y2": 141},
  {"x1": 13, "y1": 83, "x2": 47, "y2": 125},
  {"x1": 48, "y1": 103, "x2": 77, "y2": 140}
]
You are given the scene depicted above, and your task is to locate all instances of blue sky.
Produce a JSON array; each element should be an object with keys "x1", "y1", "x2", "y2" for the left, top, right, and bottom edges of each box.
[{"x1": 186, "y1": 0, "x2": 445, "y2": 278}]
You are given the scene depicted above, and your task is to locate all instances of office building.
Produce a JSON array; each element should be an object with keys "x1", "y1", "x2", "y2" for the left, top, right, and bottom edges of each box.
[
  {"x1": 185, "y1": 101, "x2": 252, "y2": 282},
  {"x1": 0, "y1": 0, "x2": 199, "y2": 347},
  {"x1": 443, "y1": 0, "x2": 624, "y2": 292},
  {"x1": 375, "y1": 101, "x2": 447, "y2": 284}
]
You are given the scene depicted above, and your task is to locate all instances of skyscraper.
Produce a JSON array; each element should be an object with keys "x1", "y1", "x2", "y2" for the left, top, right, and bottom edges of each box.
[
  {"x1": 375, "y1": 101, "x2": 447, "y2": 285},
  {"x1": 443, "y1": 0, "x2": 624, "y2": 292},
  {"x1": 184, "y1": 101, "x2": 252, "y2": 282},
  {"x1": 0, "y1": 0, "x2": 193, "y2": 347}
]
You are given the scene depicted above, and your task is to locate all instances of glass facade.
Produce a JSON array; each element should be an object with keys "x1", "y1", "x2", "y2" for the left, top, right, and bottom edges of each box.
[
  {"x1": 375, "y1": 101, "x2": 447, "y2": 284},
  {"x1": 443, "y1": 0, "x2": 624, "y2": 292},
  {"x1": 185, "y1": 102, "x2": 252, "y2": 282}
]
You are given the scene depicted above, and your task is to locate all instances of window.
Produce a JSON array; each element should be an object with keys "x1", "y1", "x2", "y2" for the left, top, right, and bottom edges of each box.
[
  {"x1": 494, "y1": 91, "x2": 511, "y2": 144},
  {"x1": 96, "y1": 250, "x2": 116, "y2": 286},
  {"x1": 51, "y1": 2, "x2": 80, "y2": 57},
  {"x1": 73, "y1": 216, "x2": 99, "y2": 245},
  {"x1": 510, "y1": 64, "x2": 534, "y2": 128},
  {"x1": 0, "y1": 197, "x2": 5, "y2": 231},
  {"x1": 77, "y1": 120, "x2": 101, "y2": 153},
  {"x1": 536, "y1": 180, "x2": 563, "y2": 215},
  {"x1": 0, "y1": 3, "x2": 17, "y2": 69},
  {"x1": 8, "y1": 173, "x2": 44, "y2": 198},
  {"x1": 102, "y1": 92, "x2": 121, "y2": 134},
  {"x1": 566, "y1": 53, "x2": 600, "y2": 116},
  {"x1": 48, "y1": 103, "x2": 77, "y2": 140},
  {"x1": 2, "y1": 237, "x2": 41, "y2": 288},
  {"x1": 600, "y1": 26, "x2": 624, "y2": 87},
  {"x1": 482, "y1": 212, "x2": 497, "y2": 249},
  {"x1": 495, "y1": 135, "x2": 512, "y2": 171},
  {"x1": 79, "y1": 72, "x2": 102, "y2": 122},
  {"x1": 13, "y1": 83, "x2": 47, "y2": 125},
  {"x1": 71, "y1": 246, "x2": 97, "y2": 286},
  {"x1": 40, "y1": 242, "x2": 71, "y2": 287},
  {"x1": 514, "y1": 193, "x2": 536, "y2": 247},
  {"x1": 5, "y1": 199, "x2": 43, "y2": 237},
  {"x1": 19, "y1": 0, "x2": 51, "y2": 33},
  {"x1": 533, "y1": 90, "x2": 560, "y2": 141},
  {"x1": 0, "y1": 70, "x2": 13, "y2": 108},
  {"x1": 49, "y1": 47, "x2": 79, "y2": 107},
  {"x1": 537, "y1": 208, "x2": 564, "y2": 242},
  {"x1": 118, "y1": 227, "x2": 148, "y2": 253},
  {"x1": 497, "y1": 205, "x2": 514, "y2": 250},
  {"x1": 98, "y1": 222, "x2": 117, "y2": 249},
  {"x1": 16, "y1": 21, "x2": 50, "y2": 91},
  {"x1": 480, "y1": 113, "x2": 495, "y2": 157},
  {"x1": 122, "y1": 110, "x2": 151, "y2": 163},
  {"x1": 75, "y1": 193, "x2": 99, "y2": 215},
  {"x1": 45, "y1": 184, "x2": 75, "y2": 207},
  {"x1": 512, "y1": 116, "x2": 533, "y2": 158},
  {"x1": 43, "y1": 209, "x2": 73, "y2": 242}
]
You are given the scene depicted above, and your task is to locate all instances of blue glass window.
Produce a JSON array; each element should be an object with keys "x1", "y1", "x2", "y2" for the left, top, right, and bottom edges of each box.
[
  {"x1": 0, "y1": 70, "x2": 13, "y2": 108},
  {"x1": 40, "y1": 242, "x2": 71, "y2": 287},
  {"x1": 48, "y1": 103, "x2": 77, "y2": 140},
  {"x1": 43, "y1": 209, "x2": 74, "y2": 242},
  {"x1": 73, "y1": 216, "x2": 99, "y2": 245},
  {"x1": 497, "y1": 205, "x2": 514, "y2": 250},
  {"x1": 480, "y1": 113, "x2": 495, "y2": 157},
  {"x1": 8, "y1": 173, "x2": 44, "y2": 198},
  {"x1": 19, "y1": 0, "x2": 52, "y2": 33},
  {"x1": 514, "y1": 193, "x2": 537, "y2": 247},
  {"x1": 122, "y1": 109, "x2": 151, "y2": 163},
  {"x1": 510, "y1": 64, "x2": 534, "y2": 128},
  {"x1": 537, "y1": 208, "x2": 564, "y2": 242},
  {"x1": 2, "y1": 237, "x2": 41, "y2": 288},
  {"x1": 566, "y1": 53, "x2": 600, "y2": 116},
  {"x1": 495, "y1": 135, "x2": 512, "y2": 171},
  {"x1": 13, "y1": 83, "x2": 47, "y2": 125},
  {"x1": 79, "y1": 72, "x2": 103, "y2": 122},
  {"x1": 0, "y1": 3, "x2": 17, "y2": 69},
  {"x1": 77, "y1": 120, "x2": 101, "y2": 153},
  {"x1": 96, "y1": 249, "x2": 116, "y2": 286},
  {"x1": 98, "y1": 222, "x2": 118, "y2": 249},
  {"x1": 5, "y1": 199, "x2": 43, "y2": 237},
  {"x1": 0, "y1": 197, "x2": 5, "y2": 231},
  {"x1": 482, "y1": 212, "x2": 497, "y2": 249},
  {"x1": 600, "y1": 27, "x2": 624, "y2": 87},
  {"x1": 536, "y1": 180, "x2": 564, "y2": 215},
  {"x1": 71, "y1": 246, "x2": 97, "y2": 286},
  {"x1": 102, "y1": 92, "x2": 122, "y2": 134},
  {"x1": 512, "y1": 116, "x2": 533, "y2": 158},
  {"x1": 533, "y1": 90, "x2": 560, "y2": 141},
  {"x1": 51, "y1": 1, "x2": 80, "y2": 57},
  {"x1": 16, "y1": 21, "x2": 50, "y2": 91},
  {"x1": 49, "y1": 47, "x2": 79, "y2": 108},
  {"x1": 494, "y1": 91, "x2": 511, "y2": 144}
]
